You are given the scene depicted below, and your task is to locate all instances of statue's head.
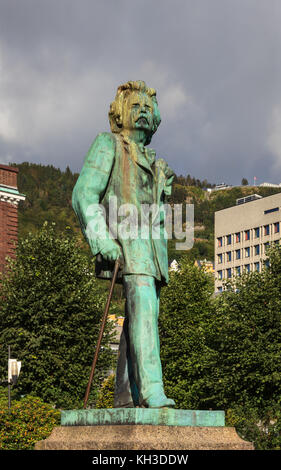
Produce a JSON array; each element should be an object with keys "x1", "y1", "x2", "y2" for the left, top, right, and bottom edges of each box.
[{"x1": 109, "y1": 80, "x2": 161, "y2": 145}]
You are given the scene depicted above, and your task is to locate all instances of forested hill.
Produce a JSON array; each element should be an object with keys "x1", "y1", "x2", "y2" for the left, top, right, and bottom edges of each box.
[{"x1": 13, "y1": 162, "x2": 281, "y2": 261}]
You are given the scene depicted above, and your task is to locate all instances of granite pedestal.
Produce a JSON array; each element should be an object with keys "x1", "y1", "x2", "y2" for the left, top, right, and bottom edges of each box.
[{"x1": 35, "y1": 408, "x2": 254, "y2": 450}]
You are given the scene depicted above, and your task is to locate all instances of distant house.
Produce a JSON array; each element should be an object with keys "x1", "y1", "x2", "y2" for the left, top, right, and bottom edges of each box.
[
  {"x1": 194, "y1": 259, "x2": 215, "y2": 274},
  {"x1": 259, "y1": 182, "x2": 281, "y2": 188},
  {"x1": 0, "y1": 164, "x2": 25, "y2": 273},
  {"x1": 169, "y1": 259, "x2": 180, "y2": 272}
]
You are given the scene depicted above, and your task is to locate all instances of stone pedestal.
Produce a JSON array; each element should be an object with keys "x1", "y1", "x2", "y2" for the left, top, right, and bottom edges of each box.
[
  {"x1": 35, "y1": 424, "x2": 253, "y2": 450},
  {"x1": 35, "y1": 408, "x2": 254, "y2": 450}
]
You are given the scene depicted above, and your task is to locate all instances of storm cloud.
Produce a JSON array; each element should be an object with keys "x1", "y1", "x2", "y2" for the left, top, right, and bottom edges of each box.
[{"x1": 1, "y1": 0, "x2": 281, "y2": 185}]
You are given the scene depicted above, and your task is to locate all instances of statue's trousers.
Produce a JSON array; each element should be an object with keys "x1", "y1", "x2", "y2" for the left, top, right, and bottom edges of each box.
[{"x1": 114, "y1": 274, "x2": 164, "y2": 407}]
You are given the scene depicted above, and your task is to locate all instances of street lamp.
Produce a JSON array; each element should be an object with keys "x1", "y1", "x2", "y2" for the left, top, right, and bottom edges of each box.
[{"x1": 7, "y1": 346, "x2": 21, "y2": 410}]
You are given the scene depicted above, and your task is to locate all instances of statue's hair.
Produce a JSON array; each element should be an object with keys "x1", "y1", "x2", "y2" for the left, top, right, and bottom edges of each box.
[{"x1": 108, "y1": 80, "x2": 161, "y2": 145}]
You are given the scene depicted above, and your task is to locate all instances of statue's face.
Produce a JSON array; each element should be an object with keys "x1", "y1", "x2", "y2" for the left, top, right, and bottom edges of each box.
[{"x1": 122, "y1": 91, "x2": 154, "y2": 133}]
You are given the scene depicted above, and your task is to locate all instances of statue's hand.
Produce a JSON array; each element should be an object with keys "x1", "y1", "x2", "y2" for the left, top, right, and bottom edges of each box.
[{"x1": 99, "y1": 239, "x2": 122, "y2": 262}]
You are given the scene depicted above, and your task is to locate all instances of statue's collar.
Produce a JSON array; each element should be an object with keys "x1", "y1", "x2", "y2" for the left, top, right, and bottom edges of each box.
[{"x1": 120, "y1": 133, "x2": 156, "y2": 170}]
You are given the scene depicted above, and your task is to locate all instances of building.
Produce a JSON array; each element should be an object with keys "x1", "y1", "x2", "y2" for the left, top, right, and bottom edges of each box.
[
  {"x1": 194, "y1": 259, "x2": 215, "y2": 275},
  {"x1": 0, "y1": 164, "x2": 25, "y2": 273},
  {"x1": 214, "y1": 193, "x2": 281, "y2": 292}
]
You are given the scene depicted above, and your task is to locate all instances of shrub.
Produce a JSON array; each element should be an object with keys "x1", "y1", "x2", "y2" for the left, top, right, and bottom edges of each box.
[
  {"x1": 95, "y1": 374, "x2": 115, "y2": 409},
  {"x1": 0, "y1": 389, "x2": 60, "y2": 450}
]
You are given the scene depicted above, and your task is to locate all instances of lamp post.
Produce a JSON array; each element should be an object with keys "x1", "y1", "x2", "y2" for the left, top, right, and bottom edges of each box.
[{"x1": 7, "y1": 346, "x2": 21, "y2": 410}]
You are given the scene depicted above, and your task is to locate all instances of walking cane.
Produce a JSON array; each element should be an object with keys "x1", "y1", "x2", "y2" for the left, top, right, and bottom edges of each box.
[{"x1": 83, "y1": 259, "x2": 120, "y2": 409}]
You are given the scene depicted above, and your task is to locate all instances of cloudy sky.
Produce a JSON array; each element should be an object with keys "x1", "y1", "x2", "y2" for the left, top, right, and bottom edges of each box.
[{"x1": 1, "y1": 0, "x2": 281, "y2": 185}]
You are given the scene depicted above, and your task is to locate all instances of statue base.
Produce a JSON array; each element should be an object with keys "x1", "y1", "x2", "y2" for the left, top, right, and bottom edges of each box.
[{"x1": 35, "y1": 409, "x2": 254, "y2": 450}]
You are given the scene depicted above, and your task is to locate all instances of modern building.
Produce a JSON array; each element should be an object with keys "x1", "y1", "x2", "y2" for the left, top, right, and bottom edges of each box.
[
  {"x1": 214, "y1": 192, "x2": 281, "y2": 292},
  {"x1": 0, "y1": 164, "x2": 25, "y2": 274}
]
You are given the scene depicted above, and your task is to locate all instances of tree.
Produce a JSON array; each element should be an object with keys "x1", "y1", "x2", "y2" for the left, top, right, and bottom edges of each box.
[
  {"x1": 159, "y1": 257, "x2": 215, "y2": 409},
  {"x1": 0, "y1": 223, "x2": 116, "y2": 409},
  {"x1": 241, "y1": 178, "x2": 249, "y2": 186},
  {"x1": 159, "y1": 248, "x2": 281, "y2": 448}
]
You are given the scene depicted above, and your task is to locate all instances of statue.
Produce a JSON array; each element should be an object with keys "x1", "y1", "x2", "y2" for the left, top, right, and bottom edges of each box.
[{"x1": 72, "y1": 81, "x2": 175, "y2": 408}]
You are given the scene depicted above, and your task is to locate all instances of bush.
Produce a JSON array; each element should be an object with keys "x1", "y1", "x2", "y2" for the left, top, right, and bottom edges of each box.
[
  {"x1": 95, "y1": 374, "x2": 115, "y2": 409},
  {"x1": 0, "y1": 388, "x2": 60, "y2": 450},
  {"x1": 226, "y1": 405, "x2": 281, "y2": 450}
]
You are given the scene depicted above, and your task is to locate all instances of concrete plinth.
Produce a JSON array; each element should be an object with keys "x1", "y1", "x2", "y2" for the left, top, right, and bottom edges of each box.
[{"x1": 35, "y1": 424, "x2": 254, "y2": 450}]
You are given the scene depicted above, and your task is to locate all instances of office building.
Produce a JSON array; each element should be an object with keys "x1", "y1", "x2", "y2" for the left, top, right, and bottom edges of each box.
[{"x1": 214, "y1": 193, "x2": 281, "y2": 292}]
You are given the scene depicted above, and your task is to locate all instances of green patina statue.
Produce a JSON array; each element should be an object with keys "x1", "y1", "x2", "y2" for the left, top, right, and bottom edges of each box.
[{"x1": 72, "y1": 80, "x2": 175, "y2": 408}]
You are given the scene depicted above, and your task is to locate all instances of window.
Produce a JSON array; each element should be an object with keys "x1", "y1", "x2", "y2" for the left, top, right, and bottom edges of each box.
[
  {"x1": 227, "y1": 268, "x2": 232, "y2": 278},
  {"x1": 218, "y1": 270, "x2": 222, "y2": 280},
  {"x1": 226, "y1": 251, "x2": 231, "y2": 262},
  {"x1": 218, "y1": 253, "x2": 222, "y2": 264},
  {"x1": 235, "y1": 232, "x2": 241, "y2": 243},
  {"x1": 254, "y1": 245, "x2": 260, "y2": 256},
  {"x1": 245, "y1": 229, "x2": 250, "y2": 241},
  {"x1": 236, "y1": 266, "x2": 241, "y2": 276},
  {"x1": 217, "y1": 237, "x2": 222, "y2": 247},
  {"x1": 245, "y1": 247, "x2": 250, "y2": 258},
  {"x1": 264, "y1": 259, "x2": 270, "y2": 269},
  {"x1": 264, "y1": 242, "x2": 269, "y2": 252},
  {"x1": 217, "y1": 286, "x2": 223, "y2": 292},
  {"x1": 236, "y1": 249, "x2": 241, "y2": 260},
  {"x1": 245, "y1": 264, "x2": 250, "y2": 273},
  {"x1": 274, "y1": 222, "x2": 280, "y2": 233},
  {"x1": 264, "y1": 225, "x2": 270, "y2": 236},
  {"x1": 226, "y1": 234, "x2": 231, "y2": 245},
  {"x1": 254, "y1": 227, "x2": 260, "y2": 238},
  {"x1": 264, "y1": 207, "x2": 279, "y2": 214},
  {"x1": 255, "y1": 262, "x2": 260, "y2": 272}
]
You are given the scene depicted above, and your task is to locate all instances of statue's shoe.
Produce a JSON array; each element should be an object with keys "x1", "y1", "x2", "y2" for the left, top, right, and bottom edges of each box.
[{"x1": 142, "y1": 394, "x2": 175, "y2": 408}]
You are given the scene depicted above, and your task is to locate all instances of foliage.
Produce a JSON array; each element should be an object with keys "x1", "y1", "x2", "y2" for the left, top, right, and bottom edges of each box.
[
  {"x1": 159, "y1": 257, "x2": 215, "y2": 409},
  {"x1": 0, "y1": 388, "x2": 60, "y2": 450},
  {"x1": 226, "y1": 405, "x2": 281, "y2": 450},
  {"x1": 0, "y1": 222, "x2": 116, "y2": 409},
  {"x1": 95, "y1": 374, "x2": 115, "y2": 409},
  {"x1": 159, "y1": 247, "x2": 281, "y2": 449}
]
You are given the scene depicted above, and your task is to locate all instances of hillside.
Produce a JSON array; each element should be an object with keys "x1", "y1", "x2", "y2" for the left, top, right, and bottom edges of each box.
[{"x1": 13, "y1": 162, "x2": 281, "y2": 262}]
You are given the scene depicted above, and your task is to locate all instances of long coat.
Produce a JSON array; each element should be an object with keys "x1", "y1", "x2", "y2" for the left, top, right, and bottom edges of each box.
[{"x1": 72, "y1": 131, "x2": 174, "y2": 286}]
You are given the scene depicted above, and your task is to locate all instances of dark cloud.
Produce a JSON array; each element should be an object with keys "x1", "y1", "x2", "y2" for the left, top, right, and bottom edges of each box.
[{"x1": 1, "y1": 0, "x2": 281, "y2": 185}]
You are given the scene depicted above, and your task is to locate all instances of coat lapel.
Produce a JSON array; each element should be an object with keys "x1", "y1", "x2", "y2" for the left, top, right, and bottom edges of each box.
[{"x1": 120, "y1": 134, "x2": 155, "y2": 176}]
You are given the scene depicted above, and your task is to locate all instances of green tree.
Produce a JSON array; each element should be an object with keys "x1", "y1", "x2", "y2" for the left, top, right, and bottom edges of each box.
[
  {"x1": 0, "y1": 223, "x2": 116, "y2": 409},
  {"x1": 159, "y1": 248, "x2": 281, "y2": 449},
  {"x1": 241, "y1": 178, "x2": 249, "y2": 186},
  {"x1": 159, "y1": 257, "x2": 215, "y2": 409}
]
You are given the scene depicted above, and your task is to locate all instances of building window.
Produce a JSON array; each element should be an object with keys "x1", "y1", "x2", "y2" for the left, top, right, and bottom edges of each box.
[
  {"x1": 254, "y1": 227, "x2": 260, "y2": 238},
  {"x1": 236, "y1": 249, "x2": 241, "y2": 260},
  {"x1": 218, "y1": 253, "x2": 222, "y2": 264},
  {"x1": 264, "y1": 224, "x2": 270, "y2": 236},
  {"x1": 217, "y1": 286, "x2": 223, "y2": 292},
  {"x1": 226, "y1": 234, "x2": 231, "y2": 245},
  {"x1": 245, "y1": 264, "x2": 250, "y2": 273},
  {"x1": 274, "y1": 222, "x2": 280, "y2": 233},
  {"x1": 264, "y1": 207, "x2": 279, "y2": 214},
  {"x1": 227, "y1": 268, "x2": 231, "y2": 278},
  {"x1": 245, "y1": 247, "x2": 250, "y2": 257},
  {"x1": 217, "y1": 237, "x2": 222, "y2": 247},
  {"x1": 218, "y1": 270, "x2": 222, "y2": 280},
  {"x1": 264, "y1": 242, "x2": 270, "y2": 253},
  {"x1": 255, "y1": 262, "x2": 260, "y2": 272},
  {"x1": 264, "y1": 259, "x2": 270, "y2": 269},
  {"x1": 235, "y1": 232, "x2": 241, "y2": 243},
  {"x1": 236, "y1": 266, "x2": 241, "y2": 276},
  {"x1": 254, "y1": 245, "x2": 260, "y2": 256},
  {"x1": 244, "y1": 229, "x2": 250, "y2": 241},
  {"x1": 226, "y1": 251, "x2": 231, "y2": 262}
]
